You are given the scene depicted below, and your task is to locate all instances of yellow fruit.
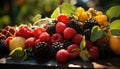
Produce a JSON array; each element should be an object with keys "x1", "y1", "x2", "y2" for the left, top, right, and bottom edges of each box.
[
  {"x1": 9, "y1": 37, "x2": 26, "y2": 51},
  {"x1": 96, "y1": 11, "x2": 103, "y2": 15},
  {"x1": 109, "y1": 35, "x2": 120, "y2": 55},
  {"x1": 79, "y1": 12, "x2": 89, "y2": 22},
  {"x1": 76, "y1": 7, "x2": 85, "y2": 16},
  {"x1": 88, "y1": 8, "x2": 95, "y2": 14}
]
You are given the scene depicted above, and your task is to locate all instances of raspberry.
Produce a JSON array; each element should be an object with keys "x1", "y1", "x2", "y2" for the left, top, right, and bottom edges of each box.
[
  {"x1": 33, "y1": 27, "x2": 46, "y2": 39},
  {"x1": 85, "y1": 40, "x2": 93, "y2": 50},
  {"x1": 72, "y1": 34, "x2": 83, "y2": 45},
  {"x1": 39, "y1": 32, "x2": 51, "y2": 43},
  {"x1": 57, "y1": 14, "x2": 70, "y2": 25},
  {"x1": 2, "y1": 26, "x2": 15, "y2": 37},
  {"x1": 5, "y1": 37, "x2": 13, "y2": 44},
  {"x1": 51, "y1": 33, "x2": 63, "y2": 43},
  {"x1": 67, "y1": 44, "x2": 79, "y2": 59},
  {"x1": 63, "y1": 27, "x2": 76, "y2": 40},
  {"x1": 35, "y1": 39, "x2": 41, "y2": 45},
  {"x1": 89, "y1": 46, "x2": 99, "y2": 59},
  {"x1": 17, "y1": 25, "x2": 33, "y2": 39},
  {"x1": 25, "y1": 37, "x2": 36, "y2": 48},
  {"x1": 56, "y1": 49, "x2": 69, "y2": 63},
  {"x1": 56, "y1": 22, "x2": 67, "y2": 34}
]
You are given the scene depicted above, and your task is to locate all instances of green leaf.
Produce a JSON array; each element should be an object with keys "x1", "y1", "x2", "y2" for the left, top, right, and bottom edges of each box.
[
  {"x1": 90, "y1": 26, "x2": 103, "y2": 42},
  {"x1": 51, "y1": 7, "x2": 60, "y2": 18},
  {"x1": 110, "y1": 19, "x2": 120, "y2": 36},
  {"x1": 106, "y1": 6, "x2": 120, "y2": 19},
  {"x1": 9, "y1": 47, "x2": 24, "y2": 57},
  {"x1": 51, "y1": 3, "x2": 76, "y2": 18},
  {"x1": 80, "y1": 36, "x2": 86, "y2": 50},
  {"x1": 79, "y1": 49, "x2": 90, "y2": 62}
]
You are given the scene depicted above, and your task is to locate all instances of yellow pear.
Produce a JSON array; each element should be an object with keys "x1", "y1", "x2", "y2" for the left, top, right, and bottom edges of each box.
[{"x1": 9, "y1": 37, "x2": 26, "y2": 51}]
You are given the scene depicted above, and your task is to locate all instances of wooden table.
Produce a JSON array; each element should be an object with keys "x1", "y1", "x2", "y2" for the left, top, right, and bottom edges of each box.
[{"x1": 0, "y1": 56, "x2": 120, "y2": 69}]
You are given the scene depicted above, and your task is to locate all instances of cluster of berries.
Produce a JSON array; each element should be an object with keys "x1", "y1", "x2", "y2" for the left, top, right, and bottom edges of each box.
[
  {"x1": 74, "y1": 7, "x2": 109, "y2": 29},
  {"x1": 0, "y1": 13, "x2": 114, "y2": 63}
]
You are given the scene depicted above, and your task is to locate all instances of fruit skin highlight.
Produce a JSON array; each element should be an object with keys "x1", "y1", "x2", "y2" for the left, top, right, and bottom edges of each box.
[
  {"x1": 9, "y1": 37, "x2": 26, "y2": 51},
  {"x1": 109, "y1": 35, "x2": 120, "y2": 55}
]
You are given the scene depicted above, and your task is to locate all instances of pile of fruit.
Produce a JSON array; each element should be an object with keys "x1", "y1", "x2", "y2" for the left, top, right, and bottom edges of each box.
[{"x1": 0, "y1": 4, "x2": 120, "y2": 63}]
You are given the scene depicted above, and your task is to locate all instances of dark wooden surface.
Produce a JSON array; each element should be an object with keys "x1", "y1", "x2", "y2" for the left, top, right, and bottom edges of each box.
[{"x1": 0, "y1": 56, "x2": 120, "y2": 69}]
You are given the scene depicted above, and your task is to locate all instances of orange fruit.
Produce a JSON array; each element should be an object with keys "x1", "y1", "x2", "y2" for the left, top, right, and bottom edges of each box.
[
  {"x1": 109, "y1": 35, "x2": 120, "y2": 55},
  {"x1": 79, "y1": 12, "x2": 89, "y2": 22}
]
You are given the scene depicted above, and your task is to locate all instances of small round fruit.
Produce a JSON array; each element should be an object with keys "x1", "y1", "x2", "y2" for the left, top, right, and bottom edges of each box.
[
  {"x1": 57, "y1": 14, "x2": 70, "y2": 25},
  {"x1": 88, "y1": 8, "x2": 95, "y2": 14},
  {"x1": 9, "y1": 37, "x2": 26, "y2": 51},
  {"x1": 76, "y1": 7, "x2": 85, "y2": 16},
  {"x1": 96, "y1": 11, "x2": 103, "y2": 15},
  {"x1": 64, "y1": 27, "x2": 76, "y2": 40},
  {"x1": 56, "y1": 49, "x2": 69, "y2": 63},
  {"x1": 79, "y1": 12, "x2": 89, "y2": 22},
  {"x1": 56, "y1": 22, "x2": 67, "y2": 34},
  {"x1": 109, "y1": 35, "x2": 120, "y2": 55},
  {"x1": 72, "y1": 34, "x2": 83, "y2": 45}
]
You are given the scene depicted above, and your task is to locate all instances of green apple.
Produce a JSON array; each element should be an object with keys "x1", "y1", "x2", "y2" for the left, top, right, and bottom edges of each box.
[{"x1": 9, "y1": 37, "x2": 26, "y2": 51}]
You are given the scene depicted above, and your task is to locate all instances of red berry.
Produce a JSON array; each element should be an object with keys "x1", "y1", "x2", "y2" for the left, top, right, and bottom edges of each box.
[
  {"x1": 5, "y1": 37, "x2": 13, "y2": 44},
  {"x1": 2, "y1": 26, "x2": 15, "y2": 37},
  {"x1": 35, "y1": 39, "x2": 41, "y2": 45},
  {"x1": 56, "y1": 49, "x2": 69, "y2": 63},
  {"x1": 67, "y1": 44, "x2": 79, "y2": 59},
  {"x1": 33, "y1": 27, "x2": 46, "y2": 39},
  {"x1": 17, "y1": 25, "x2": 33, "y2": 39},
  {"x1": 89, "y1": 46, "x2": 99, "y2": 59},
  {"x1": 39, "y1": 32, "x2": 51, "y2": 43},
  {"x1": 72, "y1": 34, "x2": 83, "y2": 45},
  {"x1": 51, "y1": 33, "x2": 63, "y2": 43},
  {"x1": 56, "y1": 22, "x2": 67, "y2": 34},
  {"x1": 86, "y1": 40, "x2": 93, "y2": 50},
  {"x1": 57, "y1": 14, "x2": 69, "y2": 25},
  {"x1": 64, "y1": 27, "x2": 76, "y2": 40},
  {"x1": 25, "y1": 37, "x2": 36, "y2": 48}
]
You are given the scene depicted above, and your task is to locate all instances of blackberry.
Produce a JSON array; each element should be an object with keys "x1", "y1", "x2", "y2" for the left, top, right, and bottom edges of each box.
[
  {"x1": 0, "y1": 40, "x2": 10, "y2": 58},
  {"x1": 84, "y1": 18, "x2": 99, "y2": 29},
  {"x1": 51, "y1": 42, "x2": 64, "y2": 57},
  {"x1": 69, "y1": 19, "x2": 83, "y2": 34},
  {"x1": 34, "y1": 42, "x2": 51, "y2": 62},
  {"x1": 62, "y1": 40, "x2": 72, "y2": 49},
  {"x1": 26, "y1": 48, "x2": 36, "y2": 58},
  {"x1": 98, "y1": 44, "x2": 115, "y2": 59},
  {"x1": 46, "y1": 21, "x2": 56, "y2": 35},
  {"x1": 84, "y1": 29, "x2": 91, "y2": 40}
]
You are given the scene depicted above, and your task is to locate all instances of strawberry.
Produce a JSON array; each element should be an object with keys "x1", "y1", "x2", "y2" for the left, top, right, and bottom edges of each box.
[
  {"x1": 5, "y1": 37, "x2": 13, "y2": 44},
  {"x1": 56, "y1": 22, "x2": 67, "y2": 34},
  {"x1": 57, "y1": 14, "x2": 70, "y2": 25},
  {"x1": 16, "y1": 25, "x2": 33, "y2": 39},
  {"x1": 51, "y1": 33, "x2": 63, "y2": 43},
  {"x1": 39, "y1": 32, "x2": 51, "y2": 43},
  {"x1": 64, "y1": 27, "x2": 76, "y2": 40},
  {"x1": 72, "y1": 34, "x2": 83, "y2": 45},
  {"x1": 33, "y1": 27, "x2": 46, "y2": 39},
  {"x1": 89, "y1": 46, "x2": 99, "y2": 59},
  {"x1": 67, "y1": 44, "x2": 79, "y2": 59},
  {"x1": 25, "y1": 37, "x2": 36, "y2": 48},
  {"x1": 56, "y1": 49, "x2": 69, "y2": 63}
]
